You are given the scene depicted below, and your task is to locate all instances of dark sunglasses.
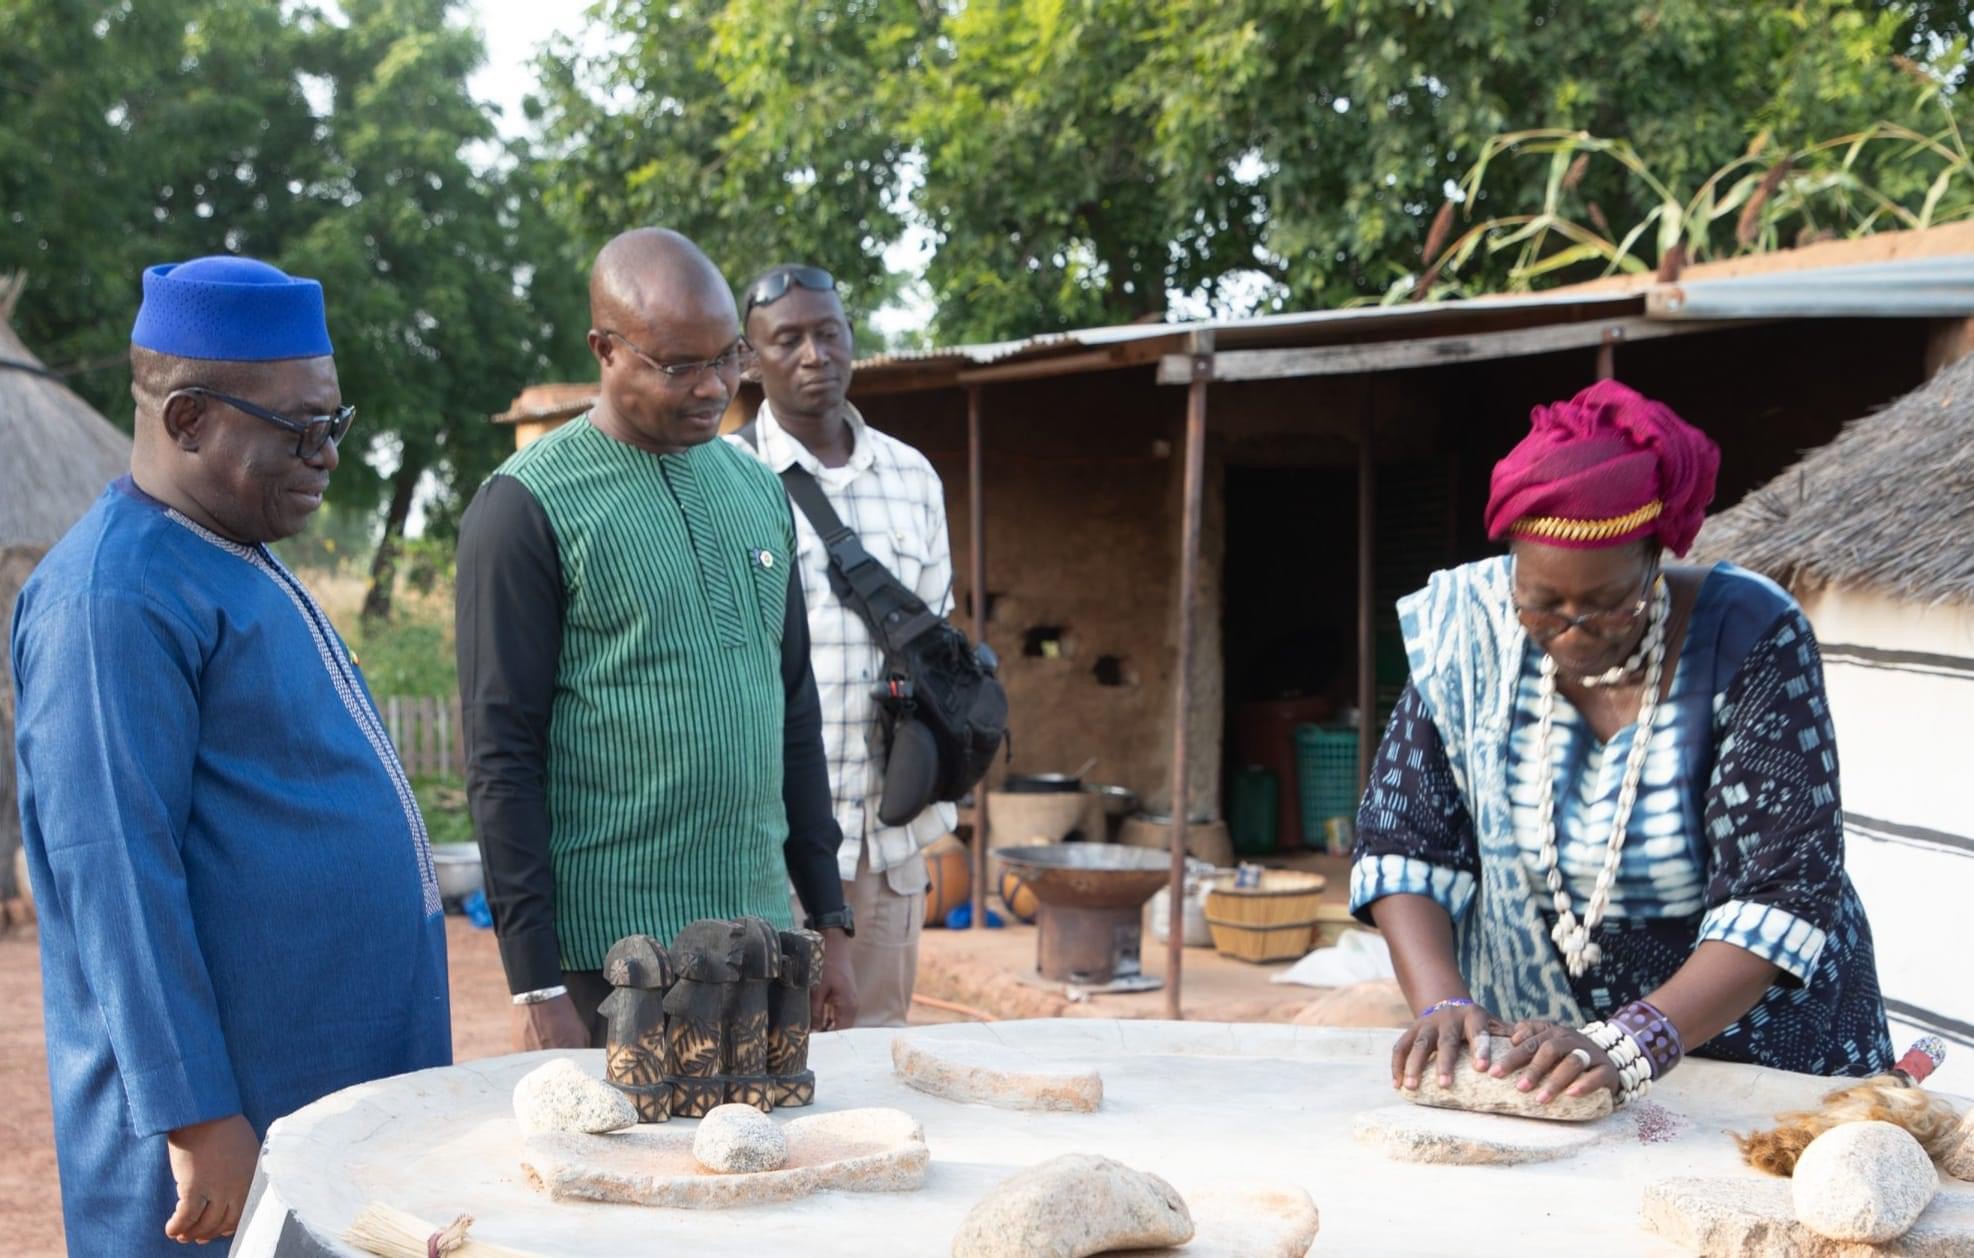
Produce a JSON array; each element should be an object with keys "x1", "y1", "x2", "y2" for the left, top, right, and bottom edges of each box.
[
  {"x1": 174, "y1": 386, "x2": 355, "y2": 459},
  {"x1": 743, "y1": 266, "x2": 837, "y2": 321}
]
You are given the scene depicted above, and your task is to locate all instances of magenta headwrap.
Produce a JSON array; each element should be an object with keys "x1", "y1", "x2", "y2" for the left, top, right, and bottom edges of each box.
[{"x1": 1484, "y1": 380, "x2": 1720, "y2": 556}]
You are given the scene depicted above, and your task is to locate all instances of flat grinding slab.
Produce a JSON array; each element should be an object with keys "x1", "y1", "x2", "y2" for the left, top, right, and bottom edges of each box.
[
  {"x1": 1642, "y1": 1174, "x2": 1974, "y2": 1256},
  {"x1": 232, "y1": 1023, "x2": 1972, "y2": 1257},
  {"x1": 520, "y1": 1107, "x2": 927, "y2": 1208},
  {"x1": 1353, "y1": 1103, "x2": 1617, "y2": 1164}
]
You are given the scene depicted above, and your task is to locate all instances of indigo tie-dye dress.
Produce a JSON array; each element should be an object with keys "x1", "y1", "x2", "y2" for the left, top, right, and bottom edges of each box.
[{"x1": 1351, "y1": 560, "x2": 1892, "y2": 1076}]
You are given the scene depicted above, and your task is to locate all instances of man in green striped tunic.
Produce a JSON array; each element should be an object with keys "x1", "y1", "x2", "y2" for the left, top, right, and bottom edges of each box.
[{"x1": 456, "y1": 228, "x2": 857, "y2": 1050}]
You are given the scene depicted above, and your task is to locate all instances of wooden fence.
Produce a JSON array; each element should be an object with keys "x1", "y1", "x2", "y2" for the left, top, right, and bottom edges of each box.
[{"x1": 381, "y1": 694, "x2": 465, "y2": 780}]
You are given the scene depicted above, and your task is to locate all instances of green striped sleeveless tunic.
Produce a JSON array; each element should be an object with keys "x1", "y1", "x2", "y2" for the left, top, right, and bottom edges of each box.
[{"x1": 497, "y1": 417, "x2": 796, "y2": 970}]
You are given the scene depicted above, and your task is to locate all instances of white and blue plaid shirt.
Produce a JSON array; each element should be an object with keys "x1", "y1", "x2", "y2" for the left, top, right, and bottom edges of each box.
[{"x1": 730, "y1": 401, "x2": 958, "y2": 892}]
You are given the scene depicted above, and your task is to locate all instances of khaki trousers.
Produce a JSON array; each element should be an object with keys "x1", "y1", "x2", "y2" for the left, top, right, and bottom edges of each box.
[{"x1": 795, "y1": 842, "x2": 925, "y2": 1028}]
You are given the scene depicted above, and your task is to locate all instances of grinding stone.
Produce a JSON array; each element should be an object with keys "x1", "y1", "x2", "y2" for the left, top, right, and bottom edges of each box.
[
  {"x1": 521, "y1": 1106, "x2": 926, "y2": 1209},
  {"x1": 1641, "y1": 1175, "x2": 1974, "y2": 1257},
  {"x1": 1353, "y1": 1103, "x2": 1613, "y2": 1165}
]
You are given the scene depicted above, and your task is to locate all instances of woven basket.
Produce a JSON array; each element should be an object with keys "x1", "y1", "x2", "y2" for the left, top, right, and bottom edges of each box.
[
  {"x1": 1202, "y1": 870, "x2": 1329, "y2": 963},
  {"x1": 1203, "y1": 914, "x2": 1317, "y2": 963},
  {"x1": 1203, "y1": 870, "x2": 1327, "y2": 925}
]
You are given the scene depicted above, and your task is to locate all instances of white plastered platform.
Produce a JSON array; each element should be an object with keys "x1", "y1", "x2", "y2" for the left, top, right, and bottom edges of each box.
[{"x1": 233, "y1": 1020, "x2": 1972, "y2": 1257}]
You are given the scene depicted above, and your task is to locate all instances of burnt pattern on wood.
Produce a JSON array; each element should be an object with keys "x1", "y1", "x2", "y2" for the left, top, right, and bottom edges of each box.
[{"x1": 600, "y1": 919, "x2": 824, "y2": 1120}]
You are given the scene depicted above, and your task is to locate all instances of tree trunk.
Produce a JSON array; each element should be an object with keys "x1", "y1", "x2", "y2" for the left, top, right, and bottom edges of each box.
[{"x1": 361, "y1": 458, "x2": 423, "y2": 625}]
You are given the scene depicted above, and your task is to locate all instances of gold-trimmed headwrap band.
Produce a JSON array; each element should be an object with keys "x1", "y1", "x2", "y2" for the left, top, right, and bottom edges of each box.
[{"x1": 1508, "y1": 499, "x2": 1663, "y2": 544}]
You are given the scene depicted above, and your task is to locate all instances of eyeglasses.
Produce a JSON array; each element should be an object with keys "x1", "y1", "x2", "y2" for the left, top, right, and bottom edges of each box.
[
  {"x1": 173, "y1": 386, "x2": 354, "y2": 459},
  {"x1": 602, "y1": 330, "x2": 753, "y2": 383},
  {"x1": 742, "y1": 266, "x2": 837, "y2": 321},
  {"x1": 1512, "y1": 566, "x2": 1656, "y2": 639}
]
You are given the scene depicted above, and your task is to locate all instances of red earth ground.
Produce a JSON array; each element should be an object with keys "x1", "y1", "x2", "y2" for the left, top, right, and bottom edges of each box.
[{"x1": 0, "y1": 917, "x2": 525, "y2": 1256}]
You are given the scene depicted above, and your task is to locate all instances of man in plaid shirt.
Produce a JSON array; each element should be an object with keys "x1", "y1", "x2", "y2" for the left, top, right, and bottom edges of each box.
[{"x1": 732, "y1": 264, "x2": 958, "y2": 1027}]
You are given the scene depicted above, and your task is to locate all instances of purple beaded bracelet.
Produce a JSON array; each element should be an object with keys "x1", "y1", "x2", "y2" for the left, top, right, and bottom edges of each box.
[
  {"x1": 1419, "y1": 997, "x2": 1475, "y2": 1019},
  {"x1": 1612, "y1": 999, "x2": 1684, "y2": 1079}
]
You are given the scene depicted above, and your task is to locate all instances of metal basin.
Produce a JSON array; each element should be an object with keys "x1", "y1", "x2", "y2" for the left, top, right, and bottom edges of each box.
[
  {"x1": 430, "y1": 845, "x2": 484, "y2": 904},
  {"x1": 996, "y1": 844, "x2": 1172, "y2": 987},
  {"x1": 995, "y1": 844, "x2": 1172, "y2": 909}
]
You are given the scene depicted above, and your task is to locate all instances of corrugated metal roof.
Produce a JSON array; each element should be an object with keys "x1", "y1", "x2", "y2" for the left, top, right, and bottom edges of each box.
[
  {"x1": 1651, "y1": 254, "x2": 1974, "y2": 320},
  {"x1": 492, "y1": 232, "x2": 1974, "y2": 415},
  {"x1": 852, "y1": 250, "x2": 1974, "y2": 387},
  {"x1": 852, "y1": 289, "x2": 1642, "y2": 373}
]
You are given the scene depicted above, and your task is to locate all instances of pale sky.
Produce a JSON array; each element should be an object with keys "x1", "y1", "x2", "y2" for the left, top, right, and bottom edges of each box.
[
  {"x1": 468, "y1": 0, "x2": 597, "y2": 139},
  {"x1": 464, "y1": 0, "x2": 937, "y2": 341}
]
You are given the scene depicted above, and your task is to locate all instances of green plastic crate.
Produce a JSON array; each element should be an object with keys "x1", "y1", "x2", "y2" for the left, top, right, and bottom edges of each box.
[
  {"x1": 1229, "y1": 765, "x2": 1279, "y2": 855},
  {"x1": 1293, "y1": 724, "x2": 1360, "y2": 845}
]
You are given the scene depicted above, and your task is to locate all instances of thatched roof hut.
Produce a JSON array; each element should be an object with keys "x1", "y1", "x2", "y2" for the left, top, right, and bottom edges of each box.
[
  {"x1": 1697, "y1": 349, "x2": 1974, "y2": 1092},
  {"x1": 1, "y1": 278, "x2": 132, "y2": 550},
  {"x1": 1, "y1": 275, "x2": 132, "y2": 899},
  {"x1": 1693, "y1": 352, "x2": 1974, "y2": 604}
]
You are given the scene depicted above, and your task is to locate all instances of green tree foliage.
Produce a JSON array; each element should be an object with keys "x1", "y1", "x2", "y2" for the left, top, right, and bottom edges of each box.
[
  {"x1": 0, "y1": 0, "x2": 589, "y2": 620},
  {"x1": 927, "y1": 0, "x2": 1973, "y2": 333},
  {"x1": 541, "y1": 0, "x2": 1972, "y2": 343},
  {"x1": 1, "y1": 0, "x2": 323, "y2": 419},
  {"x1": 289, "y1": 0, "x2": 588, "y2": 620},
  {"x1": 534, "y1": 0, "x2": 938, "y2": 318}
]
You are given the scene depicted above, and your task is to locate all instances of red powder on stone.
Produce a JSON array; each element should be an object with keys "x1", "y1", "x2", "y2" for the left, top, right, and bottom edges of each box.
[{"x1": 1630, "y1": 1101, "x2": 1687, "y2": 1145}]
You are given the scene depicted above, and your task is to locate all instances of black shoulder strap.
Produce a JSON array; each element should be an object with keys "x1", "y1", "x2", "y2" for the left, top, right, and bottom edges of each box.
[{"x1": 777, "y1": 465, "x2": 943, "y2": 654}]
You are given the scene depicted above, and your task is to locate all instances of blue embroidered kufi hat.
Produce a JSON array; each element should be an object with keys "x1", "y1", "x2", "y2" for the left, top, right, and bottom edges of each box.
[{"x1": 130, "y1": 256, "x2": 333, "y2": 362}]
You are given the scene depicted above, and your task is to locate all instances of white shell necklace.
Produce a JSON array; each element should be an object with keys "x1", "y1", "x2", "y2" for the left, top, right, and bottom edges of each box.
[{"x1": 1532, "y1": 576, "x2": 1670, "y2": 977}]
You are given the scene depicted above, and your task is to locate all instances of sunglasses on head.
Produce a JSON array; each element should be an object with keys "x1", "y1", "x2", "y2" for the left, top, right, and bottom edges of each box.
[{"x1": 743, "y1": 266, "x2": 837, "y2": 321}]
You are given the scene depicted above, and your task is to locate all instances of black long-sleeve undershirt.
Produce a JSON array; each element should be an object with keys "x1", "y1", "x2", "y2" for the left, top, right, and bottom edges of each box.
[{"x1": 455, "y1": 473, "x2": 845, "y2": 995}]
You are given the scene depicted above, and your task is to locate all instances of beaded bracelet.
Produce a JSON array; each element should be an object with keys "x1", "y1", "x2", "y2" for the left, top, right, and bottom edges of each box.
[
  {"x1": 1612, "y1": 999, "x2": 1684, "y2": 1079},
  {"x1": 1419, "y1": 997, "x2": 1475, "y2": 1019}
]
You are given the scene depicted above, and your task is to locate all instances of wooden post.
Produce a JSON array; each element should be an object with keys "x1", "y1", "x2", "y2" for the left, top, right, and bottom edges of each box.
[
  {"x1": 448, "y1": 694, "x2": 466, "y2": 778},
  {"x1": 1357, "y1": 389, "x2": 1377, "y2": 797},
  {"x1": 419, "y1": 696, "x2": 438, "y2": 780},
  {"x1": 436, "y1": 695, "x2": 452, "y2": 782},
  {"x1": 1166, "y1": 331, "x2": 1212, "y2": 1020},
  {"x1": 967, "y1": 384, "x2": 990, "y2": 935},
  {"x1": 1596, "y1": 325, "x2": 1621, "y2": 380}
]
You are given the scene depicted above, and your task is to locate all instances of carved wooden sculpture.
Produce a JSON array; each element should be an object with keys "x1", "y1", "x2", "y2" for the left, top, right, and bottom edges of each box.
[
  {"x1": 600, "y1": 917, "x2": 827, "y2": 1122},
  {"x1": 598, "y1": 934, "x2": 674, "y2": 1123},
  {"x1": 723, "y1": 917, "x2": 783, "y2": 1111},
  {"x1": 663, "y1": 919, "x2": 745, "y2": 1119},
  {"x1": 768, "y1": 929, "x2": 823, "y2": 1107}
]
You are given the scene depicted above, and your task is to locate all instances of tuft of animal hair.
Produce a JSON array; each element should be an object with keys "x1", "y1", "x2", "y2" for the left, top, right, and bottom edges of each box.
[{"x1": 1735, "y1": 1075, "x2": 1966, "y2": 1176}]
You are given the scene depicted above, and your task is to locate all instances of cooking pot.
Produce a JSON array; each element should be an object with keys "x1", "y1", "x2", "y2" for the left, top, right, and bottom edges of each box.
[{"x1": 1002, "y1": 773, "x2": 1084, "y2": 794}]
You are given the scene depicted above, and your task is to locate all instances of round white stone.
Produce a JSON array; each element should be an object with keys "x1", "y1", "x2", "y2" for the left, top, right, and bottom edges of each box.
[
  {"x1": 1791, "y1": 1120, "x2": 1939, "y2": 1243},
  {"x1": 693, "y1": 1103, "x2": 789, "y2": 1174},
  {"x1": 511, "y1": 1058, "x2": 638, "y2": 1136}
]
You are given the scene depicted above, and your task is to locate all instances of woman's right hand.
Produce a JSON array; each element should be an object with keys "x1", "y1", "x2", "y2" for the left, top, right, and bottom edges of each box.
[{"x1": 1391, "y1": 998, "x2": 1504, "y2": 1091}]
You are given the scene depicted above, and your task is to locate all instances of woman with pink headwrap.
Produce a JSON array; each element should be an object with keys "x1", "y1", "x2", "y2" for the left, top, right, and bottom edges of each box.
[{"x1": 1349, "y1": 380, "x2": 1891, "y2": 1112}]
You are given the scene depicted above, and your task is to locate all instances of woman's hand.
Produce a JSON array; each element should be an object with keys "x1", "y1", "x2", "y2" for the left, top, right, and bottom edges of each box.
[
  {"x1": 1487, "y1": 1020, "x2": 1619, "y2": 1104},
  {"x1": 1392, "y1": 999, "x2": 1507, "y2": 1091}
]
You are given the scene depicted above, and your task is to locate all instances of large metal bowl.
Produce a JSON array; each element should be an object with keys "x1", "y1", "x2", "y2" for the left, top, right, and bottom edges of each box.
[{"x1": 995, "y1": 843, "x2": 1172, "y2": 908}]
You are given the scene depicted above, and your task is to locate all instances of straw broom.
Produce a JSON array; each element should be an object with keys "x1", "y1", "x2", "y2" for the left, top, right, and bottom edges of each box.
[{"x1": 343, "y1": 1202, "x2": 542, "y2": 1258}]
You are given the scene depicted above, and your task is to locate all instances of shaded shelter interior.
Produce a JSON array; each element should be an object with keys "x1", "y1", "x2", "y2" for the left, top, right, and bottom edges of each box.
[{"x1": 858, "y1": 316, "x2": 1932, "y2": 849}]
